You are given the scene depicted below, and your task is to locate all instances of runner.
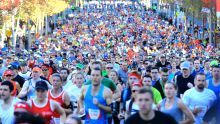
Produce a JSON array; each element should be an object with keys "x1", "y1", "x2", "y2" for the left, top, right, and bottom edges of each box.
[
  {"x1": 158, "y1": 83, "x2": 195, "y2": 123},
  {"x1": 202, "y1": 98, "x2": 220, "y2": 124},
  {"x1": 48, "y1": 73, "x2": 72, "y2": 124},
  {"x1": 141, "y1": 75, "x2": 162, "y2": 105},
  {"x1": 153, "y1": 67, "x2": 169, "y2": 98},
  {"x1": 207, "y1": 65, "x2": 220, "y2": 97},
  {"x1": 18, "y1": 67, "x2": 51, "y2": 100},
  {"x1": 78, "y1": 67, "x2": 113, "y2": 124},
  {"x1": 125, "y1": 87, "x2": 177, "y2": 124},
  {"x1": 175, "y1": 61, "x2": 195, "y2": 98},
  {"x1": 125, "y1": 82, "x2": 142, "y2": 119},
  {"x1": 28, "y1": 80, "x2": 66, "y2": 124},
  {"x1": 117, "y1": 61, "x2": 128, "y2": 84},
  {"x1": 19, "y1": 62, "x2": 31, "y2": 80},
  {"x1": 60, "y1": 68, "x2": 71, "y2": 90},
  {"x1": 9, "y1": 63, "x2": 26, "y2": 87},
  {"x1": 121, "y1": 71, "x2": 141, "y2": 113},
  {"x1": 182, "y1": 73, "x2": 216, "y2": 124},
  {"x1": 2, "y1": 69, "x2": 21, "y2": 96},
  {"x1": 0, "y1": 81, "x2": 21, "y2": 124}
]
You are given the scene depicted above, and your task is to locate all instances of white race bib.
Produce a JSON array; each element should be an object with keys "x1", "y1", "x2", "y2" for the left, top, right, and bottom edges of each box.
[{"x1": 88, "y1": 109, "x2": 101, "y2": 120}]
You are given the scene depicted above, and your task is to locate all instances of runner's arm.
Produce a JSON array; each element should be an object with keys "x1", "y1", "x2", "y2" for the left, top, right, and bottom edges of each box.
[
  {"x1": 177, "y1": 99, "x2": 195, "y2": 124},
  {"x1": 17, "y1": 81, "x2": 29, "y2": 98},
  {"x1": 52, "y1": 100, "x2": 66, "y2": 123},
  {"x1": 97, "y1": 88, "x2": 112, "y2": 113},
  {"x1": 63, "y1": 92, "x2": 72, "y2": 115},
  {"x1": 113, "y1": 87, "x2": 121, "y2": 100},
  {"x1": 16, "y1": 82, "x2": 21, "y2": 93},
  {"x1": 78, "y1": 86, "x2": 85, "y2": 114}
]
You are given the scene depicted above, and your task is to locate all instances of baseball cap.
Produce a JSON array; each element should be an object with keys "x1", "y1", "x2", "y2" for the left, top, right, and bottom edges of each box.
[
  {"x1": 8, "y1": 62, "x2": 20, "y2": 70},
  {"x1": 3, "y1": 69, "x2": 13, "y2": 76},
  {"x1": 35, "y1": 80, "x2": 48, "y2": 91},
  {"x1": 180, "y1": 61, "x2": 190, "y2": 70},
  {"x1": 131, "y1": 61, "x2": 138, "y2": 68},
  {"x1": 32, "y1": 67, "x2": 42, "y2": 72}
]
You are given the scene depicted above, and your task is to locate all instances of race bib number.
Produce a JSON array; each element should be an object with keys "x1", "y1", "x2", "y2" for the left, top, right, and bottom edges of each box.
[{"x1": 88, "y1": 109, "x2": 101, "y2": 120}]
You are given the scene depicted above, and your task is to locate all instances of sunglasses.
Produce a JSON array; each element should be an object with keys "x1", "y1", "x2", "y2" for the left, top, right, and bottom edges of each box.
[
  {"x1": 5, "y1": 75, "x2": 13, "y2": 77},
  {"x1": 42, "y1": 68, "x2": 48, "y2": 71},
  {"x1": 106, "y1": 67, "x2": 113, "y2": 69},
  {"x1": 132, "y1": 90, "x2": 138, "y2": 93}
]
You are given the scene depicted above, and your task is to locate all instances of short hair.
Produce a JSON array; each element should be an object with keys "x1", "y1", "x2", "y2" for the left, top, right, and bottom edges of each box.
[
  {"x1": 92, "y1": 67, "x2": 102, "y2": 75},
  {"x1": 203, "y1": 59, "x2": 210, "y2": 64},
  {"x1": 195, "y1": 72, "x2": 206, "y2": 79},
  {"x1": 151, "y1": 66, "x2": 159, "y2": 72},
  {"x1": 60, "y1": 68, "x2": 70, "y2": 75},
  {"x1": 92, "y1": 61, "x2": 102, "y2": 66},
  {"x1": 160, "y1": 67, "x2": 169, "y2": 73},
  {"x1": 1, "y1": 81, "x2": 14, "y2": 92},
  {"x1": 138, "y1": 87, "x2": 154, "y2": 99},
  {"x1": 14, "y1": 112, "x2": 45, "y2": 124},
  {"x1": 143, "y1": 75, "x2": 152, "y2": 80},
  {"x1": 212, "y1": 65, "x2": 220, "y2": 69},
  {"x1": 194, "y1": 59, "x2": 201, "y2": 64},
  {"x1": 109, "y1": 70, "x2": 118, "y2": 76},
  {"x1": 165, "y1": 82, "x2": 177, "y2": 90},
  {"x1": 75, "y1": 72, "x2": 85, "y2": 79},
  {"x1": 51, "y1": 73, "x2": 62, "y2": 81}
]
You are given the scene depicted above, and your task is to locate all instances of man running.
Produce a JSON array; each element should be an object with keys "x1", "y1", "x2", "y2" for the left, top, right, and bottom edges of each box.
[
  {"x1": 0, "y1": 81, "x2": 21, "y2": 124},
  {"x1": 182, "y1": 73, "x2": 216, "y2": 124},
  {"x1": 125, "y1": 87, "x2": 177, "y2": 124},
  {"x1": 78, "y1": 67, "x2": 113, "y2": 124}
]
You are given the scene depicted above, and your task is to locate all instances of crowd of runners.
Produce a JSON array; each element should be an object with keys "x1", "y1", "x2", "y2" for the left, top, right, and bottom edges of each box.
[{"x1": 0, "y1": 2, "x2": 219, "y2": 124}]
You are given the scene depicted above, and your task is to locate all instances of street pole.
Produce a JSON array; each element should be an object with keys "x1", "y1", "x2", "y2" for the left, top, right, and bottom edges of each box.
[{"x1": 209, "y1": 0, "x2": 213, "y2": 46}]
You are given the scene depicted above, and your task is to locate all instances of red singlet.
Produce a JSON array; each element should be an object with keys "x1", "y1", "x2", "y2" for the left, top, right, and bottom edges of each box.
[
  {"x1": 48, "y1": 89, "x2": 65, "y2": 118},
  {"x1": 31, "y1": 99, "x2": 55, "y2": 124}
]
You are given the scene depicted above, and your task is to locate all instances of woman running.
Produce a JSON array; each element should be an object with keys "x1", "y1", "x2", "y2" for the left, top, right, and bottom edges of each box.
[
  {"x1": 28, "y1": 80, "x2": 66, "y2": 124},
  {"x1": 158, "y1": 83, "x2": 195, "y2": 124}
]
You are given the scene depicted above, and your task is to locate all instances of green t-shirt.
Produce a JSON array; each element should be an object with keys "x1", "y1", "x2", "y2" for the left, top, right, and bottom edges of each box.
[
  {"x1": 102, "y1": 70, "x2": 108, "y2": 77},
  {"x1": 151, "y1": 87, "x2": 162, "y2": 105},
  {"x1": 85, "y1": 77, "x2": 117, "y2": 92}
]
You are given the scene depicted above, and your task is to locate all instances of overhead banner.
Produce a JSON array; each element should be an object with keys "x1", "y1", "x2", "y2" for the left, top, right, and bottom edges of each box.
[{"x1": 217, "y1": 0, "x2": 220, "y2": 17}]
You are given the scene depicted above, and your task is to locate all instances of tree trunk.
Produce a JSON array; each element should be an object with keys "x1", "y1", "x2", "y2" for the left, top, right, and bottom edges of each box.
[
  {"x1": 45, "y1": 16, "x2": 48, "y2": 36},
  {"x1": 27, "y1": 19, "x2": 31, "y2": 50},
  {"x1": 12, "y1": 14, "x2": 15, "y2": 49},
  {"x1": 0, "y1": 23, "x2": 6, "y2": 47},
  {"x1": 192, "y1": 11, "x2": 195, "y2": 37}
]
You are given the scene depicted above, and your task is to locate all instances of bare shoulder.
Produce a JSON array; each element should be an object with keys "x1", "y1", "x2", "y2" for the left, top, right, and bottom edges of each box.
[
  {"x1": 176, "y1": 98, "x2": 185, "y2": 108},
  {"x1": 104, "y1": 86, "x2": 112, "y2": 94},
  {"x1": 103, "y1": 87, "x2": 112, "y2": 98},
  {"x1": 50, "y1": 99, "x2": 58, "y2": 106},
  {"x1": 80, "y1": 85, "x2": 89, "y2": 97}
]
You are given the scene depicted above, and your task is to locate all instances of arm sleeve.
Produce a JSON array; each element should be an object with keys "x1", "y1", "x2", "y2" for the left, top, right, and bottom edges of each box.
[
  {"x1": 153, "y1": 89, "x2": 162, "y2": 104},
  {"x1": 110, "y1": 80, "x2": 117, "y2": 91}
]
